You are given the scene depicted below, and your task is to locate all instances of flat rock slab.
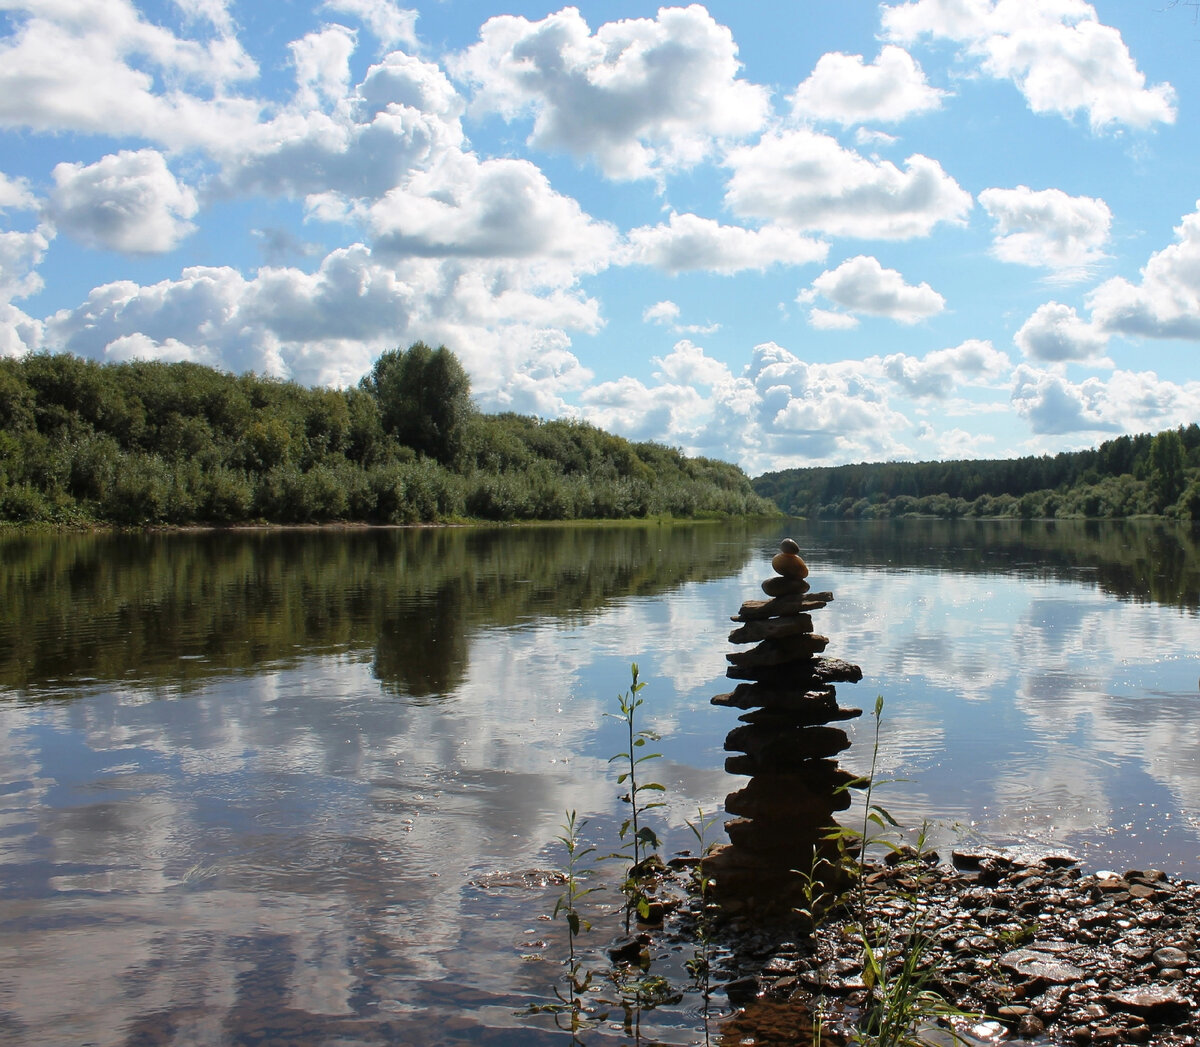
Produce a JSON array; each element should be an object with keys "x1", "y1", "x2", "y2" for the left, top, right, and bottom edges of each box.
[
  {"x1": 737, "y1": 707, "x2": 862, "y2": 728},
  {"x1": 726, "y1": 656, "x2": 863, "y2": 686},
  {"x1": 1104, "y1": 984, "x2": 1193, "y2": 1020},
  {"x1": 726, "y1": 635, "x2": 829, "y2": 667},
  {"x1": 732, "y1": 593, "x2": 833, "y2": 621},
  {"x1": 728, "y1": 614, "x2": 814, "y2": 644},
  {"x1": 712, "y1": 684, "x2": 839, "y2": 711},
  {"x1": 999, "y1": 948, "x2": 1085, "y2": 985},
  {"x1": 724, "y1": 723, "x2": 851, "y2": 762}
]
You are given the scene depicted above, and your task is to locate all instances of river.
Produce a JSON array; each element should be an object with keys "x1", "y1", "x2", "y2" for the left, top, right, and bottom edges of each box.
[{"x1": 0, "y1": 519, "x2": 1197, "y2": 1045}]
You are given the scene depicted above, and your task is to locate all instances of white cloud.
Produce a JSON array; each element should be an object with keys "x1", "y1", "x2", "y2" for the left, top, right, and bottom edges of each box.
[
  {"x1": 855, "y1": 127, "x2": 899, "y2": 148},
  {"x1": 0, "y1": 225, "x2": 52, "y2": 303},
  {"x1": 790, "y1": 45, "x2": 946, "y2": 125},
  {"x1": 1011, "y1": 364, "x2": 1200, "y2": 436},
  {"x1": 801, "y1": 255, "x2": 945, "y2": 324},
  {"x1": 0, "y1": 304, "x2": 41, "y2": 357},
  {"x1": 363, "y1": 152, "x2": 618, "y2": 270},
  {"x1": 1015, "y1": 301, "x2": 1109, "y2": 363},
  {"x1": 929, "y1": 426, "x2": 997, "y2": 458},
  {"x1": 724, "y1": 129, "x2": 971, "y2": 239},
  {"x1": 38, "y1": 243, "x2": 603, "y2": 395},
  {"x1": 290, "y1": 24, "x2": 357, "y2": 108},
  {"x1": 48, "y1": 150, "x2": 199, "y2": 254},
  {"x1": 652, "y1": 338, "x2": 730, "y2": 387},
  {"x1": 807, "y1": 307, "x2": 860, "y2": 330},
  {"x1": 564, "y1": 338, "x2": 920, "y2": 471},
  {"x1": 882, "y1": 339, "x2": 1012, "y2": 397},
  {"x1": 0, "y1": 0, "x2": 262, "y2": 149},
  {"x1": 0, "y1": 172, "x2": 37, "y2": 212},
  {"x1": 173, "y1": 0, "x2": 238, "y2": 35},
  {"x1": 1087, "y1": 202, "x2": 1200, "y2": 341},
  {"x1": 623, "y1": 212, "x2": 827, "y2": 274},
  {"x1": 743, "y1": 341, "x2": 911, "y2": 464},
  {"x1": 225, "y1": 51, "x2": 466, "y2": 202},
  {"x1": 641, "y1": 299, "x2": 719, "y2": 336},
  {"x1": 979, "y1": 185, "x2": 1110, "y2": 279},
  {"x1": 643, "y1": 300, "x2": 680, "y2": 326},
  {"x1": 882, "y1": 0, "x2": 1176, "y2": 131},
  {"x1": 322, "y1": 0, "x2": 419, "y2": 49},
  {"x1": 450, "y1": 5, "x2": 769, "y2": 180}
]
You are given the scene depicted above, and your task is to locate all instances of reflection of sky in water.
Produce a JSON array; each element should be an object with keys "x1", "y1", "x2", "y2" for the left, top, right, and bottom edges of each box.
[{"x1": 1, "y1": 526, "x2": 1198, "y2": 1045}]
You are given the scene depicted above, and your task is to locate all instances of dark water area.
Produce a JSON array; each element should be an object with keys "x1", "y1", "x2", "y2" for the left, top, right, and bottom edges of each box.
[{"x1": 0, "y1": 519, "x2": 1197, "y2": 1045}]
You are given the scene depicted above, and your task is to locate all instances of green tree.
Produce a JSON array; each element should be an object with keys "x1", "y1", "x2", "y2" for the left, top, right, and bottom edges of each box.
[
  {"x1": 1149, "y1": 428, "x2": 1187, "y2": 510},
  {"x1": 361, "y1": 343, "x2": 474, "y2": 465}
]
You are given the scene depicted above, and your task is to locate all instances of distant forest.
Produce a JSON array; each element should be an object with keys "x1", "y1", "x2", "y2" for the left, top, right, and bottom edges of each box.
[
  {"x1": 0, "y1": 347, "x2": 776, "y2": 526},
  {"x1": 754, "y1": 426, "x2": 1200, "y2": 520}
]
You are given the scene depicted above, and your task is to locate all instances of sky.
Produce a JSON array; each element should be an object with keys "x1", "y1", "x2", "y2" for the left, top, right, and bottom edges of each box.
[{"x1": 2, "y1": 0, "x2": 1199, "y2": 475}]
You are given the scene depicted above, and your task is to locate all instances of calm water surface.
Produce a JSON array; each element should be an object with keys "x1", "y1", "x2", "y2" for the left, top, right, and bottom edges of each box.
[{"x1": 1, "y1": 520, "x2": 1197, "y2": 1046}]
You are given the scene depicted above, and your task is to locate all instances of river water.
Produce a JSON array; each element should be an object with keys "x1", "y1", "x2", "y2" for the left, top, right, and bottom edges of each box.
[{"x1": 0, "y1": 520, "x2": 1197, "y2": 1045}]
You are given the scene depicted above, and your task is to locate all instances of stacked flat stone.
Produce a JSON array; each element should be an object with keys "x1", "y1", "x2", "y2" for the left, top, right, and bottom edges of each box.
[{"x1": 702, "y1": 538, "x2": 864, "y2": 914}]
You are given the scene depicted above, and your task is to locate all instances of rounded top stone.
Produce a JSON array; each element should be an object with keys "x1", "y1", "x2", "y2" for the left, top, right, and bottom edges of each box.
[{"x1": 779, "y1": 537, "x2": 800, "y2": 555}]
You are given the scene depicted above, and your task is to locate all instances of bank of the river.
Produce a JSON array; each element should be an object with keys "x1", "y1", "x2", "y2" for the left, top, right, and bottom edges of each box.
[{"x1": 667, "y1": 848, "x2": 1199, "y2": 1046}]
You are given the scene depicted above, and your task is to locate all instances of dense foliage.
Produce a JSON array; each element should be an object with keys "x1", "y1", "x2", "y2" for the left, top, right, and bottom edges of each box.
[
  {"x1": 753, "y1": 425, "x2": 1200, "y2": 521},
  {"x1": 0, "y1": 348, "x2": 776, "y2": 525}
]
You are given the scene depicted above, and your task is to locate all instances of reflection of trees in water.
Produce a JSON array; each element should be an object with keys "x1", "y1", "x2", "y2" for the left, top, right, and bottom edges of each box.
[
  {"x1": 0, "y1": 522, "x2": 767, "y2": 699},
  {"x1": 799, "y1": 518, "x2": 1200, "y2": 611}
]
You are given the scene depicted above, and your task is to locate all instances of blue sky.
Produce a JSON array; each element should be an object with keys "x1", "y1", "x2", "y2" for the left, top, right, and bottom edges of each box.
[{"x1": 2, "y1": 0, "x2": 1199, "y2": 473}]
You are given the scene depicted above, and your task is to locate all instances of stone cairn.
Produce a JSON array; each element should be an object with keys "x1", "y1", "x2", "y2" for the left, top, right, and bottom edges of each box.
[{"x1": 702, "y1": 538, "x2": 864, "y2": 914}]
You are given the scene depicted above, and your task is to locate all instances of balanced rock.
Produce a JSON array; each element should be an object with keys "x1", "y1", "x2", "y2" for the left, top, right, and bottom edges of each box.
[{"x1": 704, "y1": 540, "x2": 863, "y2": 914}]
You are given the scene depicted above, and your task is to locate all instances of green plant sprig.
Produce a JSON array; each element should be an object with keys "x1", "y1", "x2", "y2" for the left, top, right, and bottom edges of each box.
[{"x1": 606, "y1": 662, "x2": 666, "y2": 924}]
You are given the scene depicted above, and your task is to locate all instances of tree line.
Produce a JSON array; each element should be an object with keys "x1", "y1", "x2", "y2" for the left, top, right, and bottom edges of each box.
[
  {"x1": 753, "y1": 425, "x2": 1200, "y2": 520},
  {"x1": 0, "y1": 346, "x2": 777, "y2": 526}
]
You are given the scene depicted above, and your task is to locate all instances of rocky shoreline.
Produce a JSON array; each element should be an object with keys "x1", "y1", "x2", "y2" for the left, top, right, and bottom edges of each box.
[{"x1": 684, "y1": 846, "x2": 1200, "y2": 1046}]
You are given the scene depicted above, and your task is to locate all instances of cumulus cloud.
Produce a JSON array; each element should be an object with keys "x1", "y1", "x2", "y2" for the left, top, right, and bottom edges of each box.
[
  {"x1": 979, "y1": 185, "x2": 1110, "y2": 279},
  {"x1": 48, "y1": 150, "x2": 199, "y2": 254},
  {"x1": 364, "y1": 152, "x2": 618, "y2": 269},
  {"x1": 744, "y1": 341, "x2": 911, "y2": 464},
  {"x1": 450, "y1": 5, "x2": 769, "y2": 180},
  {"x1": 882, "y1": 0, "x2": 1176, "y2": 131},
  {"x1": 568, "y1": 338, "x2": 919, "y2": 470},
  {"x1": 0, "y1": 172, "x2": 37, "y2": 212},
  {"x1": 652, "y1": 338, "x2": 731, "y2": 387},
  {"x1": 0, "y1": 225, "x2": 52, "y2": 303},
  {"x1": 623, "y1": 212, "x2": 827, "y2": 274},
  {"x1": 290, "y1": 24, "x2": 357, "y2": 108},
  {"x1": 1015, "y1": 301, "x2": 1109, "y2": 363},
  {"x1": 1087, "y1": 202, "x2": 1200, "y2": 340},
  {"x1": 724, "y1": 129, "x2": 971, "y2": 239},
  {"x1": 0, "y1": 303, "x2": 42, "y2": 357},
  {"x1": 225, "y1": 51, "x2": 466, "y2": 202},
  {"x1": 808, "y1": 308, "x2": 860, "y2": 330},
  {"x1": 800, "y1": 255, "x2": 945, "y2": 325},
  {"x1": 641, "y1": 300, "x2": 718, "y2": 336},
  {"x1": 1011, "y1": 364, "x2": 1200, "y2": 436},
  {"x1": 323, "y1": 0, "x2": 418, "y2": 49},
  {"x1": 643, "y1": 300, "x2": 680, "y2": 326},
  {"x1": 882, "y1": 339, "x2": 1012, "y2": 397},
  {"x1": 790, "y1": 45, "x2": 947, "y2": 125},
  {"x1": 39, "y1": 244, "x2": 602, "y2": 394},
  {"x1": 0, "y1": 0, "x2": 262, "y2": 149},
  {"x1": 0, "y1": 214, "x2": 50, "y2": 354}
]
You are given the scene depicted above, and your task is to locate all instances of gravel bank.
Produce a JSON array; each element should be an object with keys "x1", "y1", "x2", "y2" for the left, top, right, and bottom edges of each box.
[{"x1": 683, "y1": 847, "x2": 1200, "y2": 1046}]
